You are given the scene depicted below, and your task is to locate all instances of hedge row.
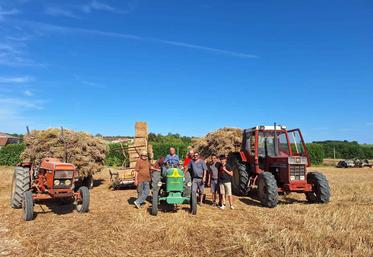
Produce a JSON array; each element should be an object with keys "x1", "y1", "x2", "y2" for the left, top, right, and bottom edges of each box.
[
  {"x1": 0, "y1": 141, "x2": 367, "y2": 167},
  {"x1": 0, "y1": 144, "x2": 25, "y2": 166}
]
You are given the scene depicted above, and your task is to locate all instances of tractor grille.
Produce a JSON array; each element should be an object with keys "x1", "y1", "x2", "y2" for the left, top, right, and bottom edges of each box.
[{"x1": 289, "y1": 165, "x2": 306, "y2": 180}]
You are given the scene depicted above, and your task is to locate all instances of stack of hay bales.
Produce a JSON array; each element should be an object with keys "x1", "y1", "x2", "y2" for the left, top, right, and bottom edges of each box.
[
  {"x1": 128, "y1": 122, "x2": 149, "y2": 168},
  {"x1": 192, "y1": 128, "x2": 243, "y2": 158},
  {"x1": 21, "y1": 128, "x2": 108, "y2": 177}
]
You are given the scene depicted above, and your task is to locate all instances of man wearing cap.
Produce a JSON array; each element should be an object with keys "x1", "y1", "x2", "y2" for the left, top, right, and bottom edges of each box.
[{"x1": 134, "y1": 151, "x2": 151, "y2": 208}]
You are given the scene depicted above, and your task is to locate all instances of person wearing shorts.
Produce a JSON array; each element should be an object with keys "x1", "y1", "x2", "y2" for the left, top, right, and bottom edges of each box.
[
  {"x1": 208, "y1": 154, "x2": 220, "y2": 206},
  {"x1": 217, "y1": 155, "x2": 234, "y2": 210}
]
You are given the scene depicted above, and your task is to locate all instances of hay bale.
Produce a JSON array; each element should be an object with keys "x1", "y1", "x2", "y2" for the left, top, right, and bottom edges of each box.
[
  {"x1": 21, "y1": 128, "x2": 108, "y2": 177},
  {"x1": 192, "y1": 128, "x2": 243, "y2": 158}
]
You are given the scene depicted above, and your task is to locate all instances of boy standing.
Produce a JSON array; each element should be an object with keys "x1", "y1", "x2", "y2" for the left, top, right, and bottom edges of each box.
[
  {"x1": 217, "y1": 155, "x2": 234, "y2": 210},
  {"x1": 208, "y1": 154, "x2": 220, "y2": 206}
]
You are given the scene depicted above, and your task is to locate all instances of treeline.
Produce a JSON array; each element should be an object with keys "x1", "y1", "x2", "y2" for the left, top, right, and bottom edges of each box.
[
  {"x1": 313, "y1": 140, "x2": 373, "y2": 160},
  {"x1": 1, "y1": 137, "x2": 371, "y2": 167}
]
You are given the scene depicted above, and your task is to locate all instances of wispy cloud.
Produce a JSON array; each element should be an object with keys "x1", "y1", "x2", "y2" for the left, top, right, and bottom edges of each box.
[
  {"x1": 366, "y1": 122, "x2": 373, "y2": 126},
  {"x1": 74, "y1": 75, "x2": 105, "y2": 89},
  {"x1": 0, "y1": 76, "x2": 33, "y2": 83},
  {"x1": 0, "y1": 97, "x2": 43, "y2": 110},
  {"x1": 0, "y1": 6, "x2": 20, "y2": 21},
  {"x1": 81, "y1": 0, "x2": 130, "y2": 14},
  {"x1": 0, "y1": 40, "x2": 41, "y2": 67},
  {"x1": 24, "y1": 89, "x2": 32, "y2": 96},
  {"x1": 18, "y1": 20, "x2": 258, "y2": 59},
  {"x1": 44, "y1": 6, "x2": 79, "y2": 19}
]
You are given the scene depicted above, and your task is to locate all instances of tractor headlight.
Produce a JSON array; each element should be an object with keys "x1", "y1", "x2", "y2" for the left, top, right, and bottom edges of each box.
[
  {"x1": 187, "y1": 182, "x2": 192, "y2": 187},
  {"x1": 300, "y1": 176, "x2": 305, "y2": 181},
  {"x1": 290, "y1": 176, "x2": 295, "y2": 181},
  {"x1": 64, "y1": 180, "x2": 72, "y2": 186},
  {"x1": 157, "y1": 181, "x2": 163, "y2": 187},
  {"x1": 54, "y1": 180, "x2": 61, "y2": 186}
]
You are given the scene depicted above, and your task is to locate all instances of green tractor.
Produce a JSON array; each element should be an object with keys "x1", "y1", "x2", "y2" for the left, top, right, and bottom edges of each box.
[{"x1": 151, "y1": 165, "x2": 197, "y2": 216}]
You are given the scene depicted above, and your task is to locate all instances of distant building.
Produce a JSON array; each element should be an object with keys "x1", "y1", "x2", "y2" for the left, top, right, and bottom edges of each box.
[{"x1": 0, "y1": 132, "x2": 20, "y2": 149}]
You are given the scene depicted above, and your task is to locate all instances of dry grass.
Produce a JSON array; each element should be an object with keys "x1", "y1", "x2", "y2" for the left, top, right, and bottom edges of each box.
[{"x1": 1, "y1": 166, "x2": 373, "y2": 257}]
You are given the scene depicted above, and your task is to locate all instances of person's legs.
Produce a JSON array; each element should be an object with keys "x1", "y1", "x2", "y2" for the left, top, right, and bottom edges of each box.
[
  {"x1": 211, "y1": 180, "x2": 217, "y2": 205},
  {"x1": 219, "y1": 183, "x2": 226, "y2": 209},
  {"x1": 198, "y1": 181, "x2": 205, "y2": 205},
  {"x1": 135, "y1": 182, "x2": 150, "y2": 206},
  {"x1": 225, "y1": 182, "x2": 234, "y2": 208}
]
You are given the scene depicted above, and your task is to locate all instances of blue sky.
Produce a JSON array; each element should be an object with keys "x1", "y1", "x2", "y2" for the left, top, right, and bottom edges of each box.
[{"x1": 0, "y1": 0, "x2": 372, "y2": 143}]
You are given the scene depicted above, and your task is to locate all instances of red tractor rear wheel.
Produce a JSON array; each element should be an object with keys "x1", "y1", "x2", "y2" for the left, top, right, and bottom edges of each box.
[{"x1": 10, "y1": 167, "x2": 30, "y2": 209}]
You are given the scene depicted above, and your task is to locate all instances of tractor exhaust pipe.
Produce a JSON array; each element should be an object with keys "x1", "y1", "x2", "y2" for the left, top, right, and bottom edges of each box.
[
  {"x1": 274, "y1": 122, "x2": 279, "y2": 156},
  {"x1": 61, "y1": 126, "x2": 67, "y2": 163}
]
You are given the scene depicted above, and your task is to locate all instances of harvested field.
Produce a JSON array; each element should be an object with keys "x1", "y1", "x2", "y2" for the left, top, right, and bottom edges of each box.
[{"x1": 1, "y1": 166, "x2": 373, "y2": 257}]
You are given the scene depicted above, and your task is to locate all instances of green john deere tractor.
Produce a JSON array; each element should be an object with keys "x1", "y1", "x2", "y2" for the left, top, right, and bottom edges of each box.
[{"x1": 151, "y1": 165, "x2": 196, "y2": 216}]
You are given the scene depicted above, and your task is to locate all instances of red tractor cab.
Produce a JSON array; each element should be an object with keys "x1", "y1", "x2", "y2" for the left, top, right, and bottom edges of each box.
[
  {"x1": 10, "y1": 158, "x2": 90, "y2": 221},
  {"x1": 229, "y1": 125, "x2": 330, "y2": 207}
]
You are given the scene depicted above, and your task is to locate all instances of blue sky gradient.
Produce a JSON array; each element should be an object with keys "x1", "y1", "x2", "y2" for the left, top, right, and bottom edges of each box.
[{"x1": 0, "y1": 0, "x2": 372, "y2": 142}]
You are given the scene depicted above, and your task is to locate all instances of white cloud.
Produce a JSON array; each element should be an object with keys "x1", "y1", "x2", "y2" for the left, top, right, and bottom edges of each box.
[
  {"x1": 81, "y1": 0, "x2": 131, "y2": 14},
  {"x1": 0, "y1": 97, "x2": 43, "y2": 110},
  {"x1": 18, "y1": 20, "x2": 258, "y2": 59},
  {"x1": 24, "y1": 89, "x2": 32, "y2": 96},
  {"x1": 0, "y1": 76, "x2": 33, "y2": 83},
  {"x1": 0, "y1": 6, "x2": 20, "y2": 21},
  {"x1": 45, "y1": 6, "x2": 79, "y2": 19}
]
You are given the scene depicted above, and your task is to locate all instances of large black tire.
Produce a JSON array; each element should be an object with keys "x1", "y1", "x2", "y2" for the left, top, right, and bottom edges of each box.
[
  {"x1": 10, "y1": 167, "x2": 30, "y2": 209},
  {"x1": 305, "y1": 172, "x2": 330, "y2": 203},
  {"x1": 229, "y1": 153, "x2": 250, "y2": 196},
  {"x1": 76, "y1": 186, "x2": 90, "y2": 213},
  {"x1": 257, "y1": 172, "x2": 278, "y2": 208},
  {"x1": 22, "y1": 191, "x2": 34, "y2": 221},
  {"x1": 183, "y1": 172, "x2": 192, "y2": 197},
  {"x1": 152, "y1": 189, "x2": 159, "y2": 216},
  {"x1": 190, "y1": 192, "x2": 197, "y2": 215}
]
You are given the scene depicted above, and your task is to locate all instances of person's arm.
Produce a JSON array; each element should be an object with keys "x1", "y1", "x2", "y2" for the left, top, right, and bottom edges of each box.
[
  {"x1": 207, "y1": 164, "x2": 211, "y2": 186},
  {"x1": 202, "y1": 161, "x2": 208, "y2": 183},
  {"x1": 223, "y1": 165, "x2": 234, "y2": 176},
  {"x1": 134, "y1": 161, "x2": 140, "y2": 185}
]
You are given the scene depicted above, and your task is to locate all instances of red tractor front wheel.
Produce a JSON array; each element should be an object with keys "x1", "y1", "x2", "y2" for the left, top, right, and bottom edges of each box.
[{"x1": 75, "y1": 186, "x2": 90, "y2": 213}]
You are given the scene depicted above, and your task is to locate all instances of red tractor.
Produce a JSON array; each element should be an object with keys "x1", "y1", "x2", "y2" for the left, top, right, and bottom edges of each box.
[
  {"x1": 10, "y1": 158, "x2": 90, "y2": 221},
  {"x1": 229, "y1": 125, "x2": 330, "y2": 207}
]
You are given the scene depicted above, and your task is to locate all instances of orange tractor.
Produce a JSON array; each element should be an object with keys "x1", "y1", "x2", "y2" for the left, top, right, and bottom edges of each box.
[
  {"x1": 229, "y1": 124, "x2": 330, "y2": 207},
  {"x1": 10, "y1": 158, "x2": 90, "y2": 221}
]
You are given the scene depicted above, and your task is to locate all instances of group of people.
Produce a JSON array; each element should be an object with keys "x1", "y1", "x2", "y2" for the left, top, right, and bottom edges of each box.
[{"x1": 133, "y1": 147, "x2": 235, "y2": 210}]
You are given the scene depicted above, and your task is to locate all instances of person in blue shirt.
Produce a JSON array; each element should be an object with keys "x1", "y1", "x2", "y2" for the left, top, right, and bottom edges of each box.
[{"x1": 164, "y1": 147, "x2": 180, "y2": 166}]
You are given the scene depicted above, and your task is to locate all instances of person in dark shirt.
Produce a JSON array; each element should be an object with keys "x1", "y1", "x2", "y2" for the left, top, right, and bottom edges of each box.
[
  {"x1": 208, "y1": 154, "x2": 220, "y2": 206},
  {"x1": 217, "y1": 155, "x2": 234, "y2": 210}
]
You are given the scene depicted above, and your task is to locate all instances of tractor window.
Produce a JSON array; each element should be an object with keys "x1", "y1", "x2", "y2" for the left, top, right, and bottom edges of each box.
[
  {"x1": 245, "y1": 133, "x2": 255, "y2": 156},
  {"x1": 289, "y1": 130, "x2": 305, "y2": 155},
  {"x1": 258, "y1": 132, "x2": 289, "y2": 157},
  {"x1": 278, "y1": 132, "x2": 290, "y2": 156}
]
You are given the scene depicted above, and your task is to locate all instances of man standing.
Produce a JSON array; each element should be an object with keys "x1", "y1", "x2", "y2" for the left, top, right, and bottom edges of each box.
[
  {"x1": 183, "y1": 150, "x2": 194, "y2": 171},
  {"x1": 134, "y1": 151, "x2": 151, "y2": 209},
  {"x1": 217, "y1": 155, "x2": 234, "y2": 210},
  {"x1": 188, "y1": 152, "x2": 208, "y2": 205},
  {"x1": 208, "y1": 154, "x2": 220, "y2": 206},
  {"x1": 164, "y1": 147, "x2": 180, "y2": 166}
]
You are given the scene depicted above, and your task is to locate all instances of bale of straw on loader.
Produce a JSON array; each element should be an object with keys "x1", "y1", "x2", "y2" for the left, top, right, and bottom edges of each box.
[
  {"x1": 21, "y1": 128, "x2": 108, "y2": 178},
  {"x1": 192, "y1": 128, "x2": 243, "y2": 158}
]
